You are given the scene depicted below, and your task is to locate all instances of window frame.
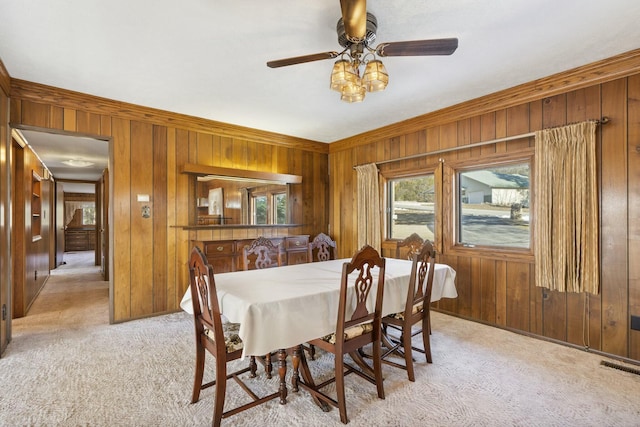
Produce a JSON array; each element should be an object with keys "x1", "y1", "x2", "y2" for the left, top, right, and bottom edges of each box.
[
  {"x1": 443, "y1": 149, "x2": 535, "y2": 262},
  {"x1": 250, "y1": 194, "x2": 268, "y2": 225},
  {"x1": 82, "y1": 205, "x2": 96, "y2": 225},
  {"x1": 384, "y1": 171, "x2": 437, "y2": 243},
  {"x1": 273, "y1": 192, "x2": 287, "y2": 225},
  {"x1": 248, "y1": 185, "x2": 290, "y2": 225}
]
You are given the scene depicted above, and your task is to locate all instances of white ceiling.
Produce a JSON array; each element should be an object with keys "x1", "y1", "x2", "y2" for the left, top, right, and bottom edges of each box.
[
  {"x1": 17, "y1": 129, "x2": 108, "y2": 193},
  {"x1": 2, "y1": 1, "x2": 640, "y2": 179}
]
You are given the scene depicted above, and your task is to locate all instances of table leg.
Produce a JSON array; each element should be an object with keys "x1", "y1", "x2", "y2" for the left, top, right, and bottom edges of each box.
[
  {"x1": 292, "y1": 345, "x2": 300, "y2": 392},
  {"x1": 277, "y1": 348, "x2": 287, "y2": 404}
]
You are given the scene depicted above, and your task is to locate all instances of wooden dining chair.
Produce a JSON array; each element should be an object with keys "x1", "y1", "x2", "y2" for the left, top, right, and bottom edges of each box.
[
  {"x1": 308, "y1": 232, "x2": 337, "y2": 262},
  {"x1": 293, "y1": 245, "x2": 386, "y2": 424},
  {"x1": 242, "y1": 236, "x2": 283, "y2": 270},
  {"x1": 241, "y1": 236, "x2": 284, "y2": 377},
  {"x1": 395, "y1": 232, "x2": 424, "y2": 260},
  {"x1": 302, "y1": 233, "x2": 337, "y2": 359},
  {"x1": 188, "y1": 246, "x2": 279, "y2": 427},
  {"x1": 381, "y1": 240, "x2": 436, "y2": 382}
]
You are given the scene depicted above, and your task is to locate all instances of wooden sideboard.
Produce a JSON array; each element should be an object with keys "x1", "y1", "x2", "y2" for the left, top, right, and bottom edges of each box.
[
  {"x1": 65, "y1": 227, "x2": 96, "y2": 251},
  {"x1": 192, "y1": 235, "x2": 309, "y2": 273}
]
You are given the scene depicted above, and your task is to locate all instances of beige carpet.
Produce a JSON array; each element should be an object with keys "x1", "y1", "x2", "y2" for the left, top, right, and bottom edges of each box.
[{"x1": 1, "y1": 251, "x2": 639, "y2": 426}]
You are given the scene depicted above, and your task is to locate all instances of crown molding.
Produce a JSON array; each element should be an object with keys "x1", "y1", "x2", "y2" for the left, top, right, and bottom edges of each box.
[
  {"x1": 10, "y1": 78, "x2": 329, "y2": 154},
  {"x1": 329, "y1": 47, "x2": 640, "y2": 153}
]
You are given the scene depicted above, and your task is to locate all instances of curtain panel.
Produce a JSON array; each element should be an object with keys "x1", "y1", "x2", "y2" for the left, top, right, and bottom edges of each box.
[
  {"x1": 534, "y1": 121, "x2": 599, "y2": 294},
  {"x1": 355, "y1": 163, "x2": 381, "y2": 252}
]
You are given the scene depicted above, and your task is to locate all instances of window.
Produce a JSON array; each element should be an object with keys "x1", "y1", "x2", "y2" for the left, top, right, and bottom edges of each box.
[
  {"x1": 274, "y1": 193, "x2": 287, "y2": 225},
  {"x1": 387, "y1": 174, "x2": 436, "y2": 241},
  {"x1": 457, "y1": 162, "x2": 530, "y2": 248},
  {"x1": 252, "y1": 195, "x2": 267, "y2": 224},
  {"x1": 249, "y1": 186, "x2": 288, "y2": 225},
  {"x1": 65, "y1": 200, "x2": 96, "y2": 226},
  {"x1": 82, "y1": 205, "x2": 96, "y2": 225}
]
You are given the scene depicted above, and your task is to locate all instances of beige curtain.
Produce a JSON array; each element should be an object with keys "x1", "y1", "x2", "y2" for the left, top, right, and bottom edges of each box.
[
  {"x1": 434, "y1": 160, "x2": 444, "y2": 254},
  {"x1": 355, "y1": 163, "x2": 381, "y2": 252},
  {"x1": 534, "y1": 121, "x2": 599, "y2": 294}
]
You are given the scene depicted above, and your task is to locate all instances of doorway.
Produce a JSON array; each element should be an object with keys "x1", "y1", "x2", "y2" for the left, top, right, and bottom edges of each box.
[{"x1": 9, "y1": 127, "x2": 111, "y2": 325}]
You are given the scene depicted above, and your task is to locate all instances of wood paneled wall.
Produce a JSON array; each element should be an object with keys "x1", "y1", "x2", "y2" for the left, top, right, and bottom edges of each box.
[
  {"x1": 8, "y1": 80, "x2": 329, "y2": 323},
  {"x1": 329, "y1": 48, "x2": 640, "y2": 362},
  {"x1": 0, "y1": 58, "x2": 11, "y2": 355}
]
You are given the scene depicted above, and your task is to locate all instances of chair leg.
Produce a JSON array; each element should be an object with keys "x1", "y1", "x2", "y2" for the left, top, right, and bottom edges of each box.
[
  {"x1": 212, "y1": 361, "x2": 227, "y2": 427},
  {"x1": 308, "y1": 343, "x2": 316, "y2": 360},
  {"x1": 422, "y1": 314, "x2": 433, "y2": 363},
  {"x1": 403, "y1": 325, "x2": 415, "y2": 382},
  {"x1": 250, "y1": 356, "x2": 257, "y2": 378},
  {"x1": 335, "y1": 355, "x2": 349, "y2": 424},
  {"x1": 371, "y1": 339, "x2": 386, "y2": 399},
  {"x1": 191, "y1": 345, "x2": 205, "y2": 403}
]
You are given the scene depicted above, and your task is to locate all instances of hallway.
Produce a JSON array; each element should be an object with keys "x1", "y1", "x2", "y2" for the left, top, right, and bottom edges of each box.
[{"x1": 14, "y1": 251, "x2": 108, "y2": 331}]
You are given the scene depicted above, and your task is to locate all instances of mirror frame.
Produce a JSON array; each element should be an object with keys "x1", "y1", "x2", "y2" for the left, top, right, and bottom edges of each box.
[{"x1": 181, "y1": 163, "x2": 303, "y2": 228}]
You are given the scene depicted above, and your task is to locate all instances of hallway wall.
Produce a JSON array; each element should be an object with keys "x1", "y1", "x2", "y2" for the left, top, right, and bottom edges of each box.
[{"x1": 0, "y1": 58, "x2": 10, "y2": 355}]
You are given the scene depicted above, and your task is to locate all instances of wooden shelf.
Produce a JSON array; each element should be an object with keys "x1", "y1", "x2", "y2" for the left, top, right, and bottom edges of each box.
[{"x1": 31, "y1": 171, "x2": 42, "y2": 241}]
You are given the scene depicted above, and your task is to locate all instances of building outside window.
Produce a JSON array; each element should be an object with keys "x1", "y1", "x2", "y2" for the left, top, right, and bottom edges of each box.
[{"x1": 457, "y1": 163, "x2": 530, "y2": 248}]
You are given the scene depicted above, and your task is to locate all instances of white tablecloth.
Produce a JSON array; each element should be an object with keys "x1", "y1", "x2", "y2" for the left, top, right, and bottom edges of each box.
[{"x1": 181, "y1": 258, "x2": 457, "y2": 357}]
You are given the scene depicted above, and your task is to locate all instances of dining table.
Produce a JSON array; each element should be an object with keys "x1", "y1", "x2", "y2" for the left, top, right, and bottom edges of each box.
[{"x1": 180, "y1": 257, "x2": 457, "y2": 403}]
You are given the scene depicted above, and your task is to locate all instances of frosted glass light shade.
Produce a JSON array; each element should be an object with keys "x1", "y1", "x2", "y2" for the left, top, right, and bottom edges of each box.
[
  {"x1": 362, "y1": 60, "x2": 389, "y2": 92},
  {"x1": 330, "y1": 59, "x2": 358, "y2": 92}
]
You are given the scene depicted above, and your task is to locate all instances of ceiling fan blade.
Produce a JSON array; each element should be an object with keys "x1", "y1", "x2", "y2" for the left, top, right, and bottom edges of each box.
[
  {"x1": 376, "y1": 38, "x2": 459, "y2": 57},
  {"x1": 340, "y1": 0, "x2": 367, "y2": 42},
  {"x1": 267, "y1": 51, "x2": 340, "y2": 68}
]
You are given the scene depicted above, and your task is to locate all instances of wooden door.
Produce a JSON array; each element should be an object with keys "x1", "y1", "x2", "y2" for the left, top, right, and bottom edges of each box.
[
  {"x1": 55, "y1": 182, "x2": 65, "y2": 267},
  {"x1": 100, "y1": 169, "x2": 109, "y2": 280},
  {"x1": 0, "y1": 93, "x2": 10, "y2": 356}
]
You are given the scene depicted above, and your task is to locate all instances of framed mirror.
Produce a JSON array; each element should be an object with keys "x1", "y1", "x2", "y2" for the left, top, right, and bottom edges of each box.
[{"x1": 183, "y1": 164, "x2": 302, "y2": 227}]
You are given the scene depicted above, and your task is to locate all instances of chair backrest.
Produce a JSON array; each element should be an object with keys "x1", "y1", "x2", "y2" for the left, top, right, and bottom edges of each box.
[
  {"x1": 188, "y1": 246, "x2": 225, "y2": 355},
  {"x1": 309, "y1": 232, "x2": 337, "y2": 262},
  {"x1": 336, "y1": 245, "x2": 386, "y2": 341},
  {"x1": 396, "y1": 233, "x2": 424, "y2": 260},
  {"x1": 242, "y1": 236, "x2": 283, "y2": 270},
  {"x1": 404, "y1": 240, "x2": 436, "y2": 319}
]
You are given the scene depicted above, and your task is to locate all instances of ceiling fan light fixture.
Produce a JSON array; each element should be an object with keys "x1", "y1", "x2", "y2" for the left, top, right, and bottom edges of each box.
[
  {"x1": 340, "y1": 81, "x2": 366, "y2": 103},
  {"x1": 330, "y1": 59, "x2": 358, "y2": 92},
  {"x1": 363, "y1": 60, "x2": 389, "y2": 92}
]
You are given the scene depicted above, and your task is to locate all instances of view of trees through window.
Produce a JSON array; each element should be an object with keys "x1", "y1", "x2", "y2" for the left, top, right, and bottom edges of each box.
[
  {"x1": 388, "y1": 175, "x2": 435, "y2": 240},
  {"x1": 253, "y1": 195, "x2": 267, "y2": 224},
  {"x1": 251, "y1": 190, "x2": 287, "y2": 225},
  {"x1": 82, "y1": 205, "x2": 96, "y2": 225},
  {"x1": 458, "y1": 163, "x2": 530, "y2": 248},
  {"x1": 275, "y1": 193, "x2": 287, "y2": 224}
]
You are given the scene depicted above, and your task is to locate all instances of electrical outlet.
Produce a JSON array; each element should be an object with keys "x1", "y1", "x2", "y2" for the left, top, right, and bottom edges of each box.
[{"x1": 631, "y1": 315, "x2": 640, "y2": 331}]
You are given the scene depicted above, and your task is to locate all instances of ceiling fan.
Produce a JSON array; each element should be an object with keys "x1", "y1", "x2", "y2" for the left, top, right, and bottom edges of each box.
[{"x1": 266, "y1": 0, "x2": 459, "y2": 103}]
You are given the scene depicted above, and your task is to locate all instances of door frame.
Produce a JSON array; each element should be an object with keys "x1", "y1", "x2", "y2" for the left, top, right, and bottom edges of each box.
[{"x1": 9, "y1": 124, "x2": 113, "y2": 321}]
